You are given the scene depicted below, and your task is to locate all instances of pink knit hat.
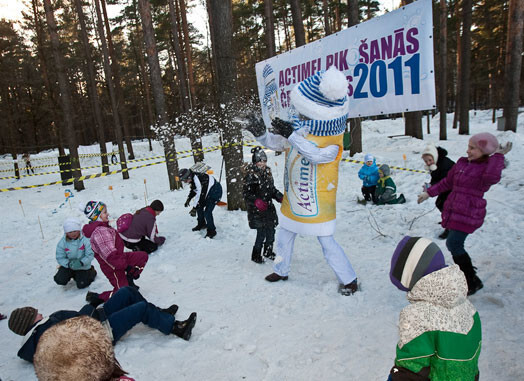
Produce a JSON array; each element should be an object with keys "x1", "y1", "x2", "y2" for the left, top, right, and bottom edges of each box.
[{"x1": 470, "y1": 133, "x2": 498, "y2": 155}]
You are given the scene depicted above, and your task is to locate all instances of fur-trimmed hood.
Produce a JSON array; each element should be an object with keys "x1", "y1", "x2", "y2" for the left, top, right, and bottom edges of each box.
[{"x1": 34, "y1": 315, "x2": 126, "y2": 381}]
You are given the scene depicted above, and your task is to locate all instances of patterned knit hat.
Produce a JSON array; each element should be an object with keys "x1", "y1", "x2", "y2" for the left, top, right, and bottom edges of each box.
[
  {"x1": 470, "y1": 132, "x2": 498, "y2": 155},
  {"x1": 290, "y1": 66, "x2": 349, "y2": 136},
  {"x1": 390, "y1": 236, "x2": 446, "y2": 291},
  {"x1": 9, "y1": 307, "x2": 38, "y2": 336},
  {"x1": 83, "y1": 201, "x2": 106, "y2": 221}
]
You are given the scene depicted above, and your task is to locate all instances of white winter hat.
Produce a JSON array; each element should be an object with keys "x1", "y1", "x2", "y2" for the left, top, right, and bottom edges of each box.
[
  {"x1": 364, "y1": 154, "x2": 374, "y2": 162},
  {"x1": 290, "y1": 66, "x2": 349, "y2": 121},
  {"x1": 63, "y1": 217, "x2": 82, "y2": 233},
  {"x1": 422, "y1": 144, "x2": 438, "y2": 171}
]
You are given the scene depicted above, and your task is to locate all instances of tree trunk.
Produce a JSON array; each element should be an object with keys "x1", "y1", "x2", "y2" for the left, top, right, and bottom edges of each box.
[
  {"x1": 452, "y1": 2, "x2": 461, "y2": 130},
  {"x1": 94, "y1": 0, "x2": 129, "y2": 179},
  {"x1": 502, "y1": 0, "x2": 524, "y2": 132},
  {"x1": 74, "y1": 0, "x2": 109, "y2": 173},
  {"x1": 100, "y1": 0, "x2": 135, "y2": 159},
  {"x1": 209, "y1": 0, "x2": 244, "y2": 210},
  {"x1": 458, "y1": 0, "x2": 472, "y2": 135},
  {"x1": 322, "y1": 0, "x2": 331, "y2": 35},
  {"x1": 138, "y1": 0, "x2": 181, "y2": 190},
  {"x1": 206, "y1": 0, "x2": 219, "y2": 99},
  {"x1": 169, "y1": 0, "x2": 204, "y2": 163},
  {"x1": 439, "y1": 0, "x2": 447, "y2": 140},
  {"x1": 42, "y1": 0, "x2": 84, "y2": 190},
  {"x1": 32, "y1": 0, "x2": 65, "y2": 156},
  {"x1": 177, "y1": 0, "x2": 196, "y2": 104},
  {"x1": 264, "y1": 0, "x2": 276, "y2": 57},
  {"x1": 290, "y1": 0, "x2": 306, "y2": 47},
  {"x1": 347, "y1": 0, "x2": 362, "y2": 156}
]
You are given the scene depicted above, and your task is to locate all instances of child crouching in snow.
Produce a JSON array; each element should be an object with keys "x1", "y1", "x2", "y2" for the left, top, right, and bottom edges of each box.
[
  {"x1": 388, "y1": 236, "x2": 481, "y2": 381},
  {"x1": 358, "y1": 153, "x2": 379, "y2": 203},
  {"x1": 81, "y1": 201, "x2": 148, "y2": 304},
  {"x1": 54, "y1": 217, "x2": 97, "y2": 289},
  {"x1": 374, "y1": 164, "x2": 405, "y2": 205}
]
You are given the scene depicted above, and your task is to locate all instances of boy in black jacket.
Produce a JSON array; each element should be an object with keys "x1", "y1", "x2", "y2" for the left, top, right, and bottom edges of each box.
[
  {"x1": 8, "y1": 287, "x2": 197, "y2": 363},
  {"x1": 180, "y1": 168, "x2": 223, "y2": 238}
]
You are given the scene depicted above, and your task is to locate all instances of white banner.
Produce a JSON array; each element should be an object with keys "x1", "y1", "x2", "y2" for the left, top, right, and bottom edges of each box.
[{"x1": 255, "y1": 0, "x2": 435, "y2": 123}]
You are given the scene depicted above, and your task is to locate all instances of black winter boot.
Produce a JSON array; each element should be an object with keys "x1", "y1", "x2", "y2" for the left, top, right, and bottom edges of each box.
[
  {"x1": 438, "y1": 229, "x2": 450, "y2": 239},
  {"x1": 251, "y1": 247, "x2": 264, "y2": 264},
  {"x1": 160, "y1": 304, "x2": 179, "y2": 316},
  {"x1": 263, "y1": 243, "x2": 276, "y2": 260},
  {"x1": 172, "y1": 312, "x2": 197, "y2": 341},
  {"x1": 453, "y1": 254, "x2": 484, "y2": 296},
  {"x1": 205, "y1": 229, "x2": 217, "y2": 239},
  {"x1": 85, "y1": 291, "x2": 105, "y2": 307},
  {"x1": 126, "y1": 273, "x2": 140, "y2": 291},
  {"x1": 192, "y1": 222, "x2": 207, "y2": 231}
]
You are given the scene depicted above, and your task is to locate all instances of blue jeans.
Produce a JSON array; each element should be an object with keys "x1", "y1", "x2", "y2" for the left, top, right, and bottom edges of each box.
[
  {"x1": 446, "y1": 229, "x2": 469, "y2": 257},
  {"x1": 197, "y1": 182, "x2": 223, "y2": 231},
  {"x1": 254, "y1": 227, "x2": 275, "y2": 250},
  {"x1": 101, "y1": 287, "x2": 174, "y2": 343}
]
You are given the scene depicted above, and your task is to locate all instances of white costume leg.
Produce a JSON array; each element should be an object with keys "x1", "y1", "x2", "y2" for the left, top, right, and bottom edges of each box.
[
  {"x1": 273, "y1": 227, "x2": 297, "y2": 277},
  {"x1": 317, "y1": 235, "x2": 356, "y2": 285}
]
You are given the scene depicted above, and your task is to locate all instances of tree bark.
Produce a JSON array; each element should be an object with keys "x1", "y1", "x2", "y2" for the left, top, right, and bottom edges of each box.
[
  {"x1": 138, "y1": 0, "x2": 181, "y2": 190},
  {"x1": 100, "y1": 0, "x2": 135, "y2": 159},
  {"x1": 42, "y1": 0, "x2": 84, "y2": 190},
  {"x1": 74, "y1": 0, "x2": 109, "y2": 173},
  {"x1": 502, "y1": 0, "x2": 524, "y2": 132},
  {"x1": 177, "y1": 0, "x2": 196, "y2": 104},
  {"x1": 322, "y1": 0, "x2": 332, "y2": 35},
  {"x1": 32, "y1": 0, "x2": 65, "y2": 156},
  {"x1": 169, "y1": 0, "x2": 204, "y2": 162},
  {"x1": 439, "y1": 0, "x2": 447, "y2": 140},
  {"x1": 290, "y1": 0, "x2": 306, "y2": 47},
  {"x1": 264, "y1": 0, "x2": 276, "y2": 57},
  {"x1": 452, "y1": 1, "x2": 461, "y2": 129},
  {"x1": 209, "y1": 0, "x2": 244, "y2": 210},
  {"x1": 94, "y1": 0, "x2": 129, "y2": 179},
  {"x1": 458, "y1": 0, "x2": 472, "y2": 135},
  {"x1": 347, "y1": 0, "x2": 362, "y2": 156}
]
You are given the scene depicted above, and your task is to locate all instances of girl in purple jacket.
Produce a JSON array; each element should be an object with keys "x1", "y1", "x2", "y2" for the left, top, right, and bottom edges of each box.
[{"x1": 417, "y1": 133, "x2": 512, "y2": 295}]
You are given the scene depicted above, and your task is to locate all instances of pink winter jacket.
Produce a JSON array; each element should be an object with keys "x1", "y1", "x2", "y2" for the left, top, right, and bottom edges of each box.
[
  {"x1": 427, "y1": 153, "x2": 505, "y2": 234},
  {"x1": 82, "y1": 221, "x2": 127, "y2": 270}
]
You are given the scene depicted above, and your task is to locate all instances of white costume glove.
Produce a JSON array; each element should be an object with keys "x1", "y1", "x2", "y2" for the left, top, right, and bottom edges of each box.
[{"x1": 496, "y1": 142, "x2": 512, "y2": 155}]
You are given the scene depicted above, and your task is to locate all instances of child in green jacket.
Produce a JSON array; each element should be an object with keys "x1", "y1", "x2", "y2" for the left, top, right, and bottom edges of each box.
[
  {"x1": 374, "y1": 164, "x2": 405, "y2": 205},
  {"x1": 388, "y1": 236, "x2": 481, "y2": 381}
]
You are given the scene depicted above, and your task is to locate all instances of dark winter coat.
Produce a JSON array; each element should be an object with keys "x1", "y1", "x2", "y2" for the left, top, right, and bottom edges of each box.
[
  {"x1": 427, "y1": 153, "x2": 505, "y2": 234},
  {"x1": 430, "y1": 147, "x2": 455, "y2": 211},
  {"x1": 186, "y1": 172, "x2": 217, "y2": 208},
  {"x1": 17, "y1": 305, "x2": 96, "y2": 363},
  {"x1": 243, "y1": 164, "x2": 283, "y2": 229},
  {"x1": 120, "y1": 207, "x2": 165, "y2": 245}
]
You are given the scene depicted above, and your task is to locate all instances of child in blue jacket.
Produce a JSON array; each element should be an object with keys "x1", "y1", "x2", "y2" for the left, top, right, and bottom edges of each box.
[
  {"x1": 54, "y1": 217, "x2": 96, "y2": 289},
  {"x1": 358, "y1": 154, "x2": 379, "y2": 202}
]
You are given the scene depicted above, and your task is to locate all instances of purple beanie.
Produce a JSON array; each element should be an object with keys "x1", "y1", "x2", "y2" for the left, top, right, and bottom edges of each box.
[
  {"x1": 470, "y1": 133, "x2": 498, "y2": 155},
  {"x1": 390, "y1": 236, "x2": 446, "y2": 291}
]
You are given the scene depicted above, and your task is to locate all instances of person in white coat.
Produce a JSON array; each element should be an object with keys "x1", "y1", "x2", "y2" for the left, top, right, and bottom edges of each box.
[{"x1": 247, "y1": 67, "x2": 358, "y2": 295}]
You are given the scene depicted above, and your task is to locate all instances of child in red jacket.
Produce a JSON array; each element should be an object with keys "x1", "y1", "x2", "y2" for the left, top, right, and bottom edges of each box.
[{"x1": 81, "y1": 201, "x2": 148, "y2": 304}]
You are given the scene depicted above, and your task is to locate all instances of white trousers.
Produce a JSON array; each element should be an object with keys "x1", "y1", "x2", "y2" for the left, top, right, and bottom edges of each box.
[{"x1": 273, "y1": 227, "x2": 357, "y2": 285}]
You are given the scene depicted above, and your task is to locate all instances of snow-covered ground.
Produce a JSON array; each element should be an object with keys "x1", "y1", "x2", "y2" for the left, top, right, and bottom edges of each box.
[{"x1": 1, "y1": 110, "x2": 522, "y2": 380}]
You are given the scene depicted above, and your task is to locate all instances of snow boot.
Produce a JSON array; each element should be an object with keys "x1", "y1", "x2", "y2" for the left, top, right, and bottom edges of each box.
[
  {"x1": 453, "y1": 254, "x2": 483, "y2": 296},
  {"x1": 263, "y1": 243, "x2": 276, "y2": 260},
  {"x1": 438, "y1": 229, "x2": 450, "y2": 239},
  {"x1": 85, "y1": 291, "x2": 105, "y2": 307},
  {"x1": 265, "y1": 272, "x2": 288, "y2": 282},
  {"x1": 251, "y1": 247, "x2": 264, "y2": 264},
  {"x1": 126, "y1": 273, "x2": 140, "y2": 291},
  {"x1": 192, "y1": 222, "x2": 207, "y2": 231},
  {"x1": 172, "y1": 312, "x2": 197, "y2": 341},
  {"x1": 338, "y1": 279, "x2": 359, "y2": 296},
  {"x1": 160, "y1": 304, "x2": 179, "y2": 316},
  {"x1": 205, "y1": 229, "x2": 217, "y2": 239}
]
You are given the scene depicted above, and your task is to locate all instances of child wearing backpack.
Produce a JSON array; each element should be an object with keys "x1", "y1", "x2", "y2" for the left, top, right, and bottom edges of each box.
[
  {"x1": 374, "y1": 164, "x2": 405, "y2": 205},
  {"x1": 358, "y1": 153, "x2": 379, "y2": 203},
  {"x1": 54, "y1": 217, "x2": 97, "y2": 289},
  {"x1": 119, "y1": 200, "x2": 166, "y2": 254},
  {"x1": 81, "y1": 201, "x2": 148, "y2": 304}
]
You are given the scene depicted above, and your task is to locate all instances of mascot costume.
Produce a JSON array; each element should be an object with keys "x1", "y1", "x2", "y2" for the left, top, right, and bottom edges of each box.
[{"x1": 248, "y1": 66, "x2": 358, "y2": 295}]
